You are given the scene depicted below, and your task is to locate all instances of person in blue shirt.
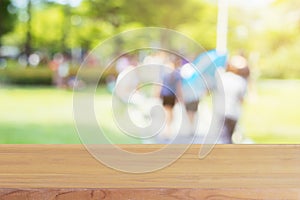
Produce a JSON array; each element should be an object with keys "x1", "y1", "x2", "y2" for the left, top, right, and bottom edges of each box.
[{"x1": 159, "y1": 56, "x2": 183, "y2": 140}]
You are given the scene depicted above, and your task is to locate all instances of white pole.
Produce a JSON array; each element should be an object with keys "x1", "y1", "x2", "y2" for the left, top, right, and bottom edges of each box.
[
  {"x1": 199, "y1": 0, "x2": 229, "y2": 159},
  {"x1": 216, "y1": 0, "x2": 229, "y2": 54}
]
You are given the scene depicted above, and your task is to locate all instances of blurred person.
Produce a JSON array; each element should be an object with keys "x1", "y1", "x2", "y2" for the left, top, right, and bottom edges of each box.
[
  {"x1": 49, "y1": 53, "x2": 65, "y2": 88},
  {"x1": 67, "y1": 76, "x2": 86, "y2": 90},
  {"x1": 180, "y1": 63, "x2": 207, "y2": 135},
  {"x1": 116, "y1": 55, "x2": 130, "y2": 74},
  {"x1": 115, "y1": 54, "x2": 140, "y2": 102},
  {"x1": 142, "y1": 50, "x2": 167, "y2": 67},
  {"x1": 114, "y1": 53, "x2": 159, "y2": 138},
  {"x1": 216, "y1": 54, "x2": 250, "y2": 144},
  {"x1": 49, "y1": 53, "x2": 71, "y2": 88},
  {"x1": 141, "y1": 50, "x2": 168, "y2": 96},
  {"x1": 103, "y1": 55, "x2": 131, "y2": 94},
  {"x1": 159, "y1": 56, "x2": 183, "y2": 140},
  {"x1": 105, "y1": 74, "x2": 116, "y2": 93}
]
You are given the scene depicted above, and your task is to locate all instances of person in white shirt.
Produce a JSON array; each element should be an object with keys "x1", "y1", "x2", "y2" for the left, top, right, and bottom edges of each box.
[{"x1": 217, "y1": 55, "x2": 250, "y2": 144}]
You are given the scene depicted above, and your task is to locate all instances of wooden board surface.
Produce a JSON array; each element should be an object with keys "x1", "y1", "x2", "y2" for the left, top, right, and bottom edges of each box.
[
  {"x1": 0, "y1": 145, "x2": 300, "y2": 199},
  {"x1": 1, "y1": 188, "x2": 300, "y2": 200}
]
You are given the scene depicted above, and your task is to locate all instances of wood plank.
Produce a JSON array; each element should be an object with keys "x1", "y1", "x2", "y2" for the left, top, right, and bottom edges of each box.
[
  {"x1": 0, "y1": 145, "x2": 300, "y2": 197},
  {"x1": 1, "y1": 188, "x2": 300, "y2": 200}
]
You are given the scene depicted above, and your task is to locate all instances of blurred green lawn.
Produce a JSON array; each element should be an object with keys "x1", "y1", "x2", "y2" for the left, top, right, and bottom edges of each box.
[
  {"x1": 0, "y1": 86, "x2": 140, "y2": 144},
  {"x1": 0, "y1": 80, "x2": 300, "y2": 144},
  {"x1": 242, "y1": 80, "x2": 300, "y2": 143}
]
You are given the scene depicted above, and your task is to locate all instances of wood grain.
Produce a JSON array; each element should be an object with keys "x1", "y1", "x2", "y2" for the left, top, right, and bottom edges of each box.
[
  {"x1": 0, "y1": 145, "x2": 300, "y2": 199},
  {"x1": 1, "y1": 188, "x2": 300, "y2": 200}
]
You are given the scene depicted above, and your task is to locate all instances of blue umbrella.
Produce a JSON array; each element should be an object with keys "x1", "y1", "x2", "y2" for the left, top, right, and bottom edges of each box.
[
  {"x1": 193, "y1": 49, "x2": 227, "y2": 76},
  {"x1": 181, "y1": 49, "x2": 227, "y2": 96}
]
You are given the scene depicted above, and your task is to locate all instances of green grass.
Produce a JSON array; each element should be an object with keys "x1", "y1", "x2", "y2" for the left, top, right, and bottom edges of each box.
[
  {"x1": 0, "y1": 86, "x2": 140, "y2": 144},
  {"x1": 1, "y1": 80, "x2": 300, "y2": 144},
  {"x1": 241, "y1": 80, "x2": 300, "y2": 143}
]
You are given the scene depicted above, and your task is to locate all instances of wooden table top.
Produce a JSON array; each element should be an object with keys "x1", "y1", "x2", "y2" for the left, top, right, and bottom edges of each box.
[{"x1": 0, "y1": 144, "x2": 300, "y2": 199}]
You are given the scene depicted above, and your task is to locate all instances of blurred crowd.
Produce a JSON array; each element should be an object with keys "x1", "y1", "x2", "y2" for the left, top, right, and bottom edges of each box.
[{"x1": 111, "y1": 50, "x2": 250, "y2": 144}]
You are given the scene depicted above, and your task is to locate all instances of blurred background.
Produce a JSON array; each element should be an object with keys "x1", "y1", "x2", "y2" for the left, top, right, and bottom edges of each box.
[{"x1": 1, "y1": 0, "x2": 300, "y2": 144}]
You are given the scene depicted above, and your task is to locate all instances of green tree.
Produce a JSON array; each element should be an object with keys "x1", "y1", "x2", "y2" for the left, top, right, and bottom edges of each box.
[
  {"x1": 24, "y1": 0, "x2": 32, "y2": 58},
  {"x1": 0, "y1": 0, "x2": 17, "y2": 47},
  {"x1": 81, "y1": 0, "x2": 217, "y2": 50}
]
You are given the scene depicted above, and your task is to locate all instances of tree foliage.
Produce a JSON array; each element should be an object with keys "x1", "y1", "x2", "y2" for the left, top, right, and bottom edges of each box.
[
  {"x1": 1, "y1": 0, "x2": 300, "y2": 78},
  {"x1": 0, "y1": 0, "x2": 17, "y2": 46}
]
